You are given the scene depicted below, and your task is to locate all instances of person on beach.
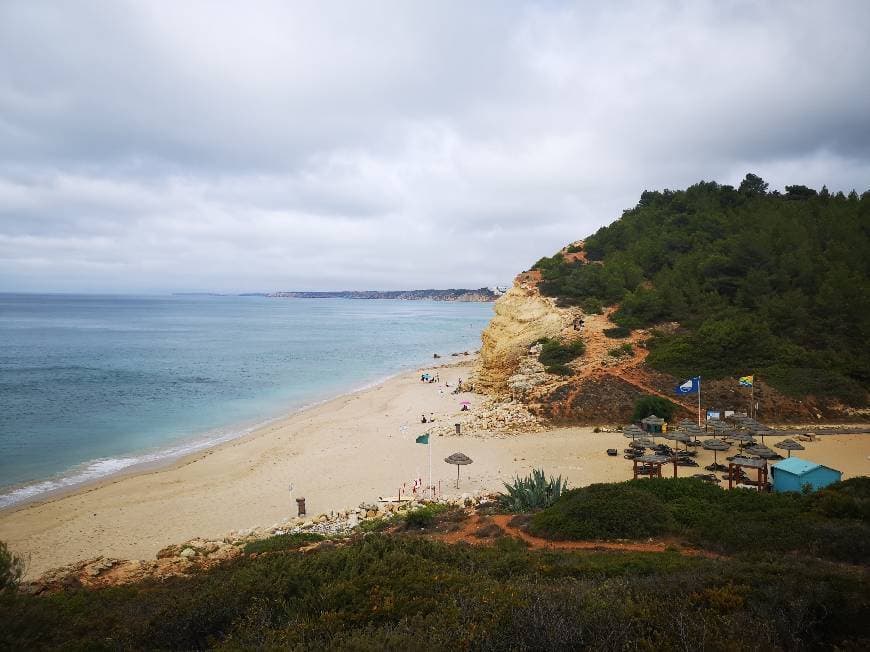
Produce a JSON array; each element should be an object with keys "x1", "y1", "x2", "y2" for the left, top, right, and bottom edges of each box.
[{"x1": 421, "y1": 414, "x2": 427, "y2": 423}]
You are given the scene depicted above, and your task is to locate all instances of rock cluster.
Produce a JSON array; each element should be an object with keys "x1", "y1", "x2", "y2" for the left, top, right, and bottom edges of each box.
[{"x1": 24, "y1": 492, "x2": 492, "y2": 594}]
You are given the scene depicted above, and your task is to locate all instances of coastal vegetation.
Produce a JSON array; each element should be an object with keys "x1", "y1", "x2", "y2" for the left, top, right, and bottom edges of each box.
[
  {"x1": 0, "y1": 541, "x2": 24, "y2": 593},
  {"x1": 3, "y1": 479, "x2": 870, "y2": 648},
  {"x1": 537, "y1": 337, "x2": 585, "y2": 375},
  {"x1": 2, "y1": 525, "x2": 868, "y2": 648},
  {"x1": 530, "y1": 477, "x2": 870, "y2": 562},
  {"x1": 632, "y1": 395, "x2": 677, "y2": 421},
  {"x1": 499, "y1": 468, "x2": 567, "y2": 512},
  {"x1": 533, "y1": 177, "x2": 870, "y2": 404}
]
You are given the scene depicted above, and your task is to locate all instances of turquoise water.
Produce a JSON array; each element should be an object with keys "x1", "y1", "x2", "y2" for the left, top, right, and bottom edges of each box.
[{"x1": 0, "y1": 294, "x2": 492, "y2": 508}]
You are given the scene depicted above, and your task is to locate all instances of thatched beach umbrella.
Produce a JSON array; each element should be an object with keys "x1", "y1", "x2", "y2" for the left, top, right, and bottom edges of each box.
[
  {"x1": 622, "y1": 424, "x2": 644, "y2": 439},
  {"x1": 444, "y1": 452, "x2": 473, "y2": 488},
  {"x1": 663, "y1": 431, "x2": 691, "y2": 452},
  {"x1": 680, "y1": 422, "x2": 705, "y2": 442},
  {"x1": 746, "y1": 444, "x2": 778, "y2": 459},
  {"x1": 774, "y1": 439, "x2": 805, "y2": 458},
  {"x1": 754, "y1": 426, "x2": 775, "y2": 444},
  {"x1": 702, "y1": 438, "x2": 730, "y2": 466},
  {"x1": 729, "y1": 432, "x2": 756, "y2": 446}
]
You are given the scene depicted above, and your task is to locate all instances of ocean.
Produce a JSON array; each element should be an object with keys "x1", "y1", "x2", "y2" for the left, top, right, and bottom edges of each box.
[{"x1": 0, "y1": 294, "x2": 493, "y2": 508}]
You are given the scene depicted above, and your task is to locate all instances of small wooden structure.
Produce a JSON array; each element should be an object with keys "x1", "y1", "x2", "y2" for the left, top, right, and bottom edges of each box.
[
  {"x1": 632, "y1": 454, "x2": 669, "y2": 479},
  {"x1": 727, "y1": 456, "x2": 769, "y2": 492},
  {"x1": 641, "y1": 414, "x2": 665, "y2": 434}
]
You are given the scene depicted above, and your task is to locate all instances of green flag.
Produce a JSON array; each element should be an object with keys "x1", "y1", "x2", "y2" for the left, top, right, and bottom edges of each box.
[{"x1": 415, "y1": 434, "x2": 429, "y2": 445}]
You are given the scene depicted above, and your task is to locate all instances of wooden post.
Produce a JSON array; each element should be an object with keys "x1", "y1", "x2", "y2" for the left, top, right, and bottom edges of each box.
[
  {"x1": 728, "y1": 463, "x2": 734, "y2": 490},
  {"x1": 633, "y1": 459, "x2": 638, "y2": 480}
]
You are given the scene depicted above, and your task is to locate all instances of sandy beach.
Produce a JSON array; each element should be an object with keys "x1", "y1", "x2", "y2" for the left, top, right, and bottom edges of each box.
[{"x1": 1, "y1": 357, "x2": 868, "y2": 578}]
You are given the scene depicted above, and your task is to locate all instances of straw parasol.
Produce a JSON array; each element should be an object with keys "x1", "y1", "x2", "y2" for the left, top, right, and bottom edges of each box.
[
  {"x1": 663, "y1": 431, "x2": 691, "y2": 452},
  {"x1": 774, "y1": 438, "x2": 805, "y2": 457},
  {"x1": 755, "y1": 427, "x2": 776, "y2": 444},
  {"x1": 702, "y1": 438, "x2": 730, "y2": 466},
  {"x1": 729, "y1": 432, "x2": 756, "y2": 445},
  {"x1": 746, "y1": 444, "x2": 778, "y2": 459},
  {"x1": 680, "y1": 422, "x2": 705, "y2": 442},
  {"x1": 444, "y1": 452, "x2": 473, "y2": 488},
  {"x1": 622, "y1": 424, "x2": 644, "y2": 439}
]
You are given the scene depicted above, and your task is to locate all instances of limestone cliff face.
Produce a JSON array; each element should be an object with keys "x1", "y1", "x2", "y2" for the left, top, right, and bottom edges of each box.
[{"x1": 475, "y1": 281, "x2": 569, "y2": 395}]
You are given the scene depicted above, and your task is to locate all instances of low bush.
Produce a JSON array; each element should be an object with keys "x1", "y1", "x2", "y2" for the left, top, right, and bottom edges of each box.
[
  {"x1": 1, "y1": 530, "x2": 869, "y2": 649},
  {"x1": 403, "y1": 504, "x2": 449, "y2": 530},
  {"x1": 603, "y1": 326, "x2": 631, "y2": 339},
  {"x1": 607, "y1": 343, "x2": 633, "y2": 358},
  {"x1": 538, "y1": 337, "x2": 585, "y2": 374},
  {"x1": 530, "y1": 484, "x2": 675, "y2": 539},
  {"x1": 243, "y1": 532, "x2": 324, "y2": 554},
  {"x1": 632, "y1": 395, "x2": 677, "y2": 421},
  {"x1": 0, "y1": 541, "x2": 25, "y2": 593},
  {"x1": 529, "y1": 477, "x2": 870, "y2": 563}
]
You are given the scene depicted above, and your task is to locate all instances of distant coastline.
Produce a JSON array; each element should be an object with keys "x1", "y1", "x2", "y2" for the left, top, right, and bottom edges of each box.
[
  {"x1": 172, "y1": 288, "x2": 505, "y2": 302},
  {"x1": 269, "y1": 288, "x2": 503, "y2": 302}
]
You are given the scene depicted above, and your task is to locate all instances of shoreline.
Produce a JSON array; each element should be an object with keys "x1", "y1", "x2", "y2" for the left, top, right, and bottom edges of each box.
[
  {"x1": 0, "y1": 357, "x2": 490, "y2": 576},
  {"x1": 0, "y1": 355, "x2": 475, "y2": 514},
  {"x1": 2, "y1": 355, "x2": 868, "y2": 579}
]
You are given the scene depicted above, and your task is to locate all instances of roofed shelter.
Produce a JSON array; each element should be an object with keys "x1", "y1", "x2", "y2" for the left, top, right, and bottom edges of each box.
[
  {"x1": 641, "y1": 415, "x2": 665, "y2": 434},
  {"x1": 771, "y1": 457, "x2": 842, "y2": 493},
  {"x1": 727, "y1": 456, "x2": 769, "y2": 492}
]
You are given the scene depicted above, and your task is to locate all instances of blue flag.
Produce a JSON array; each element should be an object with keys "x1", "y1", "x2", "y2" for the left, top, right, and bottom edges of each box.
[{"x1": 674, "y1": 377, "x2": 700, "y2": 395}]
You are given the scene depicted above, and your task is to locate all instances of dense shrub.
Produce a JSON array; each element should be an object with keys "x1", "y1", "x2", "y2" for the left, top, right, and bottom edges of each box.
[
  {"x1": 530, "y1": 484, "x2": 675, "y2": 539},
  {"x1": 403, "y1": 504, "x2": 449, "y2": 529},
  {"x1": 4, "y1": 491, "x2": 870, "y2": 651},
  {"x1": 3, "y1": 534, "x2": 868, "y2": 650},
  {"x1": 632, "y1": 395, "x2": 677, "y2": 421},
  {"x1": 530, "y1": 478, "x2": 870, "y2": 563},
  {"x1": 538, "y1": 338, "x2": 585, "y2": 374},
  {"x1": 603, "y1": 326, "x2": 631, "y2": 339},
  {"x1": 0, "y1": 541, "x2": 25, "y2": 593},
  {"x1": 243, "y1": 533, "x2": 324, "y2": 554},
  {"x1": 608, "y1": 343, "x2": 633, "y2": 358}
]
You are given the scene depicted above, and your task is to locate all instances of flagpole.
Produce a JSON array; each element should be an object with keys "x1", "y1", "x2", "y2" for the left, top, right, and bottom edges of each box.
[
  {"x1": 697, "y1": 376, "x2": 702, "y2": 427},
  {"x1": 428, "y1": 436, "x2": 432, "y2": 499},
  {"x1": 750, "y1": 379, "x2": 754, "y2": 419}
]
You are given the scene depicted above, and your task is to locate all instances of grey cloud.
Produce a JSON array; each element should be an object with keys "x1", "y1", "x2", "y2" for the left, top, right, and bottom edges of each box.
[{"x1": 1, "y1": 0, "x2": 869, "y2": 292}]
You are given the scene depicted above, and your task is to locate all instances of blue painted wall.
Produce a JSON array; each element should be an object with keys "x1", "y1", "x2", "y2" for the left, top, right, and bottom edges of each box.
[{"x1": 772, "y1": 466, "x2": 842, "y2": 492}]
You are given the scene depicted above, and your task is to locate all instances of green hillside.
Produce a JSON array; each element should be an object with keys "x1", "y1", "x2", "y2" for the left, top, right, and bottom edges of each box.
[{"x1": 533, "y1": 176, "x2": 870, "y2": 404}]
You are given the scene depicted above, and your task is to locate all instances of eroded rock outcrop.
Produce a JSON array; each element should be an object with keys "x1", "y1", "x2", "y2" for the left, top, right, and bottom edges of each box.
[{"x1": 475, "y1": 283, "x2": 570, "y2": 396}]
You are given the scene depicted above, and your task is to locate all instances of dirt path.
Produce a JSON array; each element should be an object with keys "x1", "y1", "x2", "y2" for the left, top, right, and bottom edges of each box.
[{"x1": 432, "y1": 512, "x2": 719, "y2": 558}]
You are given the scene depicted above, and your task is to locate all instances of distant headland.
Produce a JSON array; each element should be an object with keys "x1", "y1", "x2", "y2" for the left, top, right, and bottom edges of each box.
[
  {"x1": 173, "y1": 288, "x2": 505, "y2": 302},
  {"x1": 269, "y1": 288, "x2": 505, "y2": 302}
]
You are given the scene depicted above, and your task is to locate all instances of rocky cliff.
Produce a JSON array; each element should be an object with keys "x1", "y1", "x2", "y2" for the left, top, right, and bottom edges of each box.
[
  {"x1": 474, "y1": 246, "x2": 858, "y2": 424},
  {"x1": 475, "y1": 279, "x2": 570, "y2": 395}
]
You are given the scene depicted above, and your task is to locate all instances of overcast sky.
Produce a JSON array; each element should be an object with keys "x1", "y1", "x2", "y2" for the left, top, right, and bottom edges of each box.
[{"x1": 2, "y1": 1, "x2": 869, "y2": 293}]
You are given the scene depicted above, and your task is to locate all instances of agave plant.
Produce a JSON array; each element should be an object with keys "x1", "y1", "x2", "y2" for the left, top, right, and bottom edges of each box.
[{"x1": 499, "y1": 468, "x2": 567, "y2": 512}]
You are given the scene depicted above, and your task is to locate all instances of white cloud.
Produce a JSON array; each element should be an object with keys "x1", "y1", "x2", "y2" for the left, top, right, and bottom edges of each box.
[{"x1": 0, "y1": 0, "x2": 868, "y2": 292}]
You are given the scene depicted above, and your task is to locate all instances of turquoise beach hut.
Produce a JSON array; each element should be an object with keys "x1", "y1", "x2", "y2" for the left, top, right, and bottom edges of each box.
[{"x1": 770, "y1": 457, "x2": 842, "y2": 493}]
